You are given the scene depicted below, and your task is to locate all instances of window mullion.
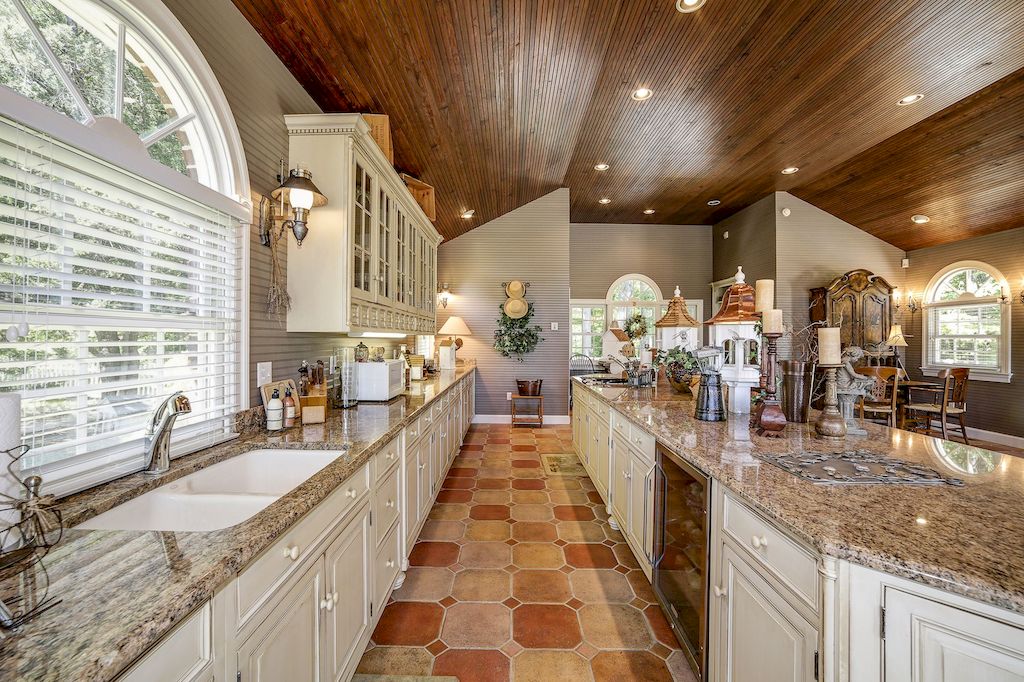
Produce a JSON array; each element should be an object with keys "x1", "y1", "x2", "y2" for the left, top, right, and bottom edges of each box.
[
  {"x1": 11, "y1": 0, "x2": 96, "y2": 126},
  {"x1": 114, "y1": 22, "x2": 126, "y2": 122},
  {"x1": 141, "y1": 112, "x2": 196, "y2": 148}
]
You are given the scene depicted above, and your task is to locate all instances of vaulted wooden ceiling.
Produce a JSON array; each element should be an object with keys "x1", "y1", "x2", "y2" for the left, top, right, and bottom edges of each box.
[{"x1": 233, "y1": 0, "x2": 1024, "y2": 245}]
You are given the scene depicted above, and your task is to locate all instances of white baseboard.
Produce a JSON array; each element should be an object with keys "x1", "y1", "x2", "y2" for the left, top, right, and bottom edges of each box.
[
  {"x1": 965, "y1": 426, "x2": 1024, "y2": 450},
  {"x1": 473, "y1": 414, "x2": 570, "y2": 425}
]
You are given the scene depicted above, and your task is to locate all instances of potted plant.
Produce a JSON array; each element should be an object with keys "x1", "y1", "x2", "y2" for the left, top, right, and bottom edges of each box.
[
  {"x1": 653, "y1": 346, "x2": 701, "y2": 396},
  {"x1": 493, "y1": 303, "x2": 544, "y2": 362}
]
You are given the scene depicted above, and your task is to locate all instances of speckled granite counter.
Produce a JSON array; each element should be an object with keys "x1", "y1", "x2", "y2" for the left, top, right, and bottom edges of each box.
[
  {"x1": 575, "y1": 377, "x2": 1024, "y2": 615},
  {"x1": 0, "y1": 365, "x2": 474, "y2": 682}
]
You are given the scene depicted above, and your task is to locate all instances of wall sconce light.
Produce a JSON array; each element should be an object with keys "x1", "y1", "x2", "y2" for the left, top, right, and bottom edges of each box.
[
  {"x1": 437, "y1": 282, "x2": 451, "y2": 309},
  {"x1": 263, "y1": 166, "x2": 327, "y2": 247},
  {"x1": 894, "y1": 290, "x2": 919, "y2": 315},
  {"x1": 1019, "y1": 280, "x2": 1024, "y2": 305}
]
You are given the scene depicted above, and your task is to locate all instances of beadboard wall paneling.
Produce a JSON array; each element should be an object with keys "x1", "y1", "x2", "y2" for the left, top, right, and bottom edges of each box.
[
  {"x1": 570, "y1": 223, "x2": 713, "y2": 339},
  {"x1": 904, "y1": 227, "x2": 1024, "y2": 437},
  {"x1": 437, "y1": 189, "x2": 571, "y2": 417},
  {"x1": 164, "y1": 0, "x2": 380, "y2": 406},
  {"x1": 712, "y1": 194, "x2": 777, "y2": 284},
  {"x1": 774, "y1": 192, "x2": 906, "y2": 358}
]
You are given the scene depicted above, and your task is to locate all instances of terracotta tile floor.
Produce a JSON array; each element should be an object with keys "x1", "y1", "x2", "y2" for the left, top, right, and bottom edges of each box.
[{"x1": 356, "y1": 424, "x2": 697, "y2": 682}]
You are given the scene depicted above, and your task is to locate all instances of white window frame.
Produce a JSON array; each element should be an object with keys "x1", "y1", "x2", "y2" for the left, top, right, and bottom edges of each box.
[
  {"x1": 921, "y1": 260, "x2": 1011, "y2": 384},
  {"x1": 1, "y1": 0, "x2": 251, "y2": 496},
  {"x1": 570, "y1": 300, "x2": 608, "y2": 358}
]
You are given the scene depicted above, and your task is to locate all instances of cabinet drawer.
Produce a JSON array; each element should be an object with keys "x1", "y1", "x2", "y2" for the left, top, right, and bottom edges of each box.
[
  {"x1": 373, "y1": 437, "x2": 401, "y2": 482},
  {"x1": 626, "y1": 426, "x2": 655, "y2": 461},
  {"x1": 405, "y1": 411, "x2": 430, "y2": 444},
  {"x1": 374, "y1": 519, "x2": 403, "y2": 608},
  {"x1": 722, "y1": 491, "x2": 819, "y2": 611},
  {"x1": 374, "y1": 464, "x2": 401, "y2": 544},
  {"x1": 610, "y1": 409, "x2": 630, "y2": 440},
  {"x1": 118, "y1": 602, "x2": 212, "y2": 682},
  {"x1": 236, "y1": 464, "x2": 370, "y2": 630}
]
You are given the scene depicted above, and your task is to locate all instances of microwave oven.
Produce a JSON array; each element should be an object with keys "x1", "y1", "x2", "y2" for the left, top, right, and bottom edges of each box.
[{"x1": 355, "y1": 359, "x2": 405, "y2": 401}]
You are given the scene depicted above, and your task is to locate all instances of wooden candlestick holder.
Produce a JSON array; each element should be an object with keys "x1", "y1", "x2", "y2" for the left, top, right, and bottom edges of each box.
[
  {"x1": 756, "y1": 332, "x2": 787, "y2": 437},
  {"x1": 815, "y1": 364, "x2": 846, "y2": 439}
]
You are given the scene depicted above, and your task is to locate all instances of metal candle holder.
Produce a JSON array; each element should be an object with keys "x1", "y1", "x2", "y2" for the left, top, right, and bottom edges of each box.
[
  {"x1": 815, "y1": 364, "x2": 847, "y2": 439},
  {"x1": 756, "y1": 332, "x2": 787, "y2": 437}
]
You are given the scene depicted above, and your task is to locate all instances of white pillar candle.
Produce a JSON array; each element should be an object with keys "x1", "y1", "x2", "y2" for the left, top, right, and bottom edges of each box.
[
  {"x1": 762, "y1": 309, "x2": 783, "y2": 334},
  {"x1": 754, "y1": 279, "x2": 775, "y2": 312},
  {"x1": 818, "y1": 327, "x2": 842, "y2": 365}
]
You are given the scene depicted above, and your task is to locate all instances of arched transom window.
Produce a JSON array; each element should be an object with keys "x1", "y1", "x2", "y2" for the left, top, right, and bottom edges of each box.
[
  {"x1": 923, "y1": 261, "x2": 1011, "y2": 381},
  {"x1": 608, "y1": 275, "x2": 664, "y2": 352},
  {"x1": 0, "y1": 0, "x2": 245, "y2": 197}
]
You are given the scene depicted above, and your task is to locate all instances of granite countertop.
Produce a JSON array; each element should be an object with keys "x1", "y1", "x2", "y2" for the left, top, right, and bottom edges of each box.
[
  {"x1": 575, "y1": 377, "x2": 1024, "y2": 615},
  {"x1": 0, "y1": 365, "x2": 475, "y2": 682}
]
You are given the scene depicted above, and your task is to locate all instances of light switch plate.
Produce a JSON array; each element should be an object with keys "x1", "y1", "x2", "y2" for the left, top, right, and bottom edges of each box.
[
  {"x1": 256, "y1": 361, "x2": 272, "y2": 388},
  {"x1": 723, "y1": 230, "x2": 729, "y2": 239},
  {"x1": 506, "y1": 392, "x2": 512, "y2": 401},
  {"x1": 550, "y1": 322, "x2": 559, "y2": 331}
]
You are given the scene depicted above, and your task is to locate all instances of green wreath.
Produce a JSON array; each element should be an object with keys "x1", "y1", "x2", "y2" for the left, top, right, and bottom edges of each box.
[
  {"x1": 624, "y1": 311, "x2": 648, "y2": 342},
  {"x1": 493, "y1": 302, "x2": 544, "y2": 361}
]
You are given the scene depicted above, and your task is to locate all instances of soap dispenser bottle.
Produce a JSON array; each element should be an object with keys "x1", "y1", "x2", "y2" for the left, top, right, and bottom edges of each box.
[{"x1": 267, "y1": 388, "x2": 284, "y2": 431}]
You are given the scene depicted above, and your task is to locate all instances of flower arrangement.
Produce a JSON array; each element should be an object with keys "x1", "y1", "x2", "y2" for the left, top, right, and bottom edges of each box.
[
  {"x1": 493, "y1": 303, "x2": 544, "y2": 361},
  {"x1": 653, "y1": 345, "x2": 702, "y2": 394},
  {"x1": 624, "y1": 311, "x2": 648, "y2": 342}
]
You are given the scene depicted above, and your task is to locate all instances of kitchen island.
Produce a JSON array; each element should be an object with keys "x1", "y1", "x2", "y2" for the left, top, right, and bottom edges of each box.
[{"x1": 572, "y1": 375, "x2": 1024, "y2": 682}]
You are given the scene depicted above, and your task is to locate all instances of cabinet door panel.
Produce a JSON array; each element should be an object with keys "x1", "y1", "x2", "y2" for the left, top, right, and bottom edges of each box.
[
  {"x1": 352, "y1": 161, "x2": 374, "y2": 301},
  {"x1": 610, "y1": 435, "x2": 631, "y2": 528},
  {"x1": 713, "y1": 544, "x2": 817, "y2": 682},
  {"x1": 323, "y1": 505, "x2": 371, "y2": 682},
  {"x1": 884, "y1": 588, "x2": 1024, "y2": 682},
  {"x1": 404, "y1": 451, "x2": 421, "y2": 553},
  {"x1": 237, "y1": 559, "x2": 323, "y2": 682},
  {"x1": 593, "y1": 418, "x2": 609, "y2": 499},
  {"x1": 417, "y1": 437, "x2": 432, "y2": 519},
  {"x1": 628, "y1": 454, "x2": 653, "y2": 565}
]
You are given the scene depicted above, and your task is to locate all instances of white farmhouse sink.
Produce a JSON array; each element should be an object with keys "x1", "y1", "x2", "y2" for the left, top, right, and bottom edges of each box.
[{"x1": 77, "y1": 449, "x2": 341, "y2": 532}]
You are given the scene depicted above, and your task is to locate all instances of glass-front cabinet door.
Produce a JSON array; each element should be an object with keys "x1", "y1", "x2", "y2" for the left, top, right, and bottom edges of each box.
[
  {"x1": 395, "y1": 208, "x2": 407, "y2": 307},
  {"x1": 407, "y1": 227, "x2": 417, "y2": 311},
  {"x1": 352, "y1": 161, "x2": 374, "y2": 301},
  {"x1": 377, "y1": 188, "x2": 392, "y2": 303},
  {"x1": 418, "y1": 231, "x2": 428, "y2": 313}
]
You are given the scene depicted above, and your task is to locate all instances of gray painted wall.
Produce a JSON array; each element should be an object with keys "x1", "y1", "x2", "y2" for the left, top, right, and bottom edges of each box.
[
  {"x1": 774, "y1": 192, "x2": 906, "y2": 355},
  {"x1": 165, "y1": 0, "x2": 391, "y2": 406},
  {"x1": 712, "y1": 194, "x2": 777, "y2": 284},
  {"x1": 438, "y1": 190, "x2": 571, "y2": 416},
  {"x1": 569, "y1": 223, "x2": 713, "y2": 318},
  {"x1": 904, "y1": 227, "x2": 1024, "y2": 437}
]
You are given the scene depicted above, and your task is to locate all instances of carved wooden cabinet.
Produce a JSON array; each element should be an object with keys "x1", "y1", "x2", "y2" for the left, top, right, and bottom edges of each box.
[{"x1": 809, "y1": 269, "x2": 894, "y2": 351}]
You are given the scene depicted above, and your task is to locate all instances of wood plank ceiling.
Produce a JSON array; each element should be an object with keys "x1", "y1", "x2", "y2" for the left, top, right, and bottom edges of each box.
[{"x1": 232, "y1": 0, "x2": 1024, "y2": 245}]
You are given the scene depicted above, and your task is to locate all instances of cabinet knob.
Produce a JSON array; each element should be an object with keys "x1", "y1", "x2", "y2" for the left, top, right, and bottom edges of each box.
[
  {"x1": 419, "y1": 463, "x2": 426, "y2": 470},
  {"x1": 751, "y1": 535, "x2": 769, "y2": 550},
  {"x1": 386, "y1": 559, "x2": 395, "y2": 568},
  {"x1": 713, "y1": 585, "x2": 727, "y2": 598},
  {"x1": 387, "y1": 499, "x2": 396, "y2": 508},
  {"x1": 387, "y1": 451, "x2": 396, "y2": 460},
  {"x1": 283, "y1": 545, "x2": 300, "y2": 561},
  {"x1": 346, "y1": 488, "x2": 357, "y2": 498},
  {"x1": 321, "y1": 596, "x2": 334, "y2": 611}
]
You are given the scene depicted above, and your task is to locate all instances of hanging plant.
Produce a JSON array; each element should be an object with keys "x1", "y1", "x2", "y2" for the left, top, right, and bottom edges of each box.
[
  {"x1": 493, "y1": 303, "x2": 544, "y2": 361},
  {"x1": 624, "y1": 311, "x2": 648, "y2": 342}
]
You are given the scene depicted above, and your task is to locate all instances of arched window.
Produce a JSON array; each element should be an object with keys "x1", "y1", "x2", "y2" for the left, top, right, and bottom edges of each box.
[
  {"x1": 607, "y1": 274, "x2": 664, "y2": 353},
  {"x1": 923, "y1": 261, "x2": 1011, "y2": 382},
  {"x1": 0, "y1": 0, "x2": 248, "y2": 496},
  {"x1": 0, "y1": 0, "x2": 248, "y2": 203}
]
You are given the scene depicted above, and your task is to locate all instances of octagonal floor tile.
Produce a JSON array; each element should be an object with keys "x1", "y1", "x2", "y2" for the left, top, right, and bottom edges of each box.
[
  {"x1": 512, "y1": 542, "x2": 564, "y2": 568},
  {"x1": 465, "y1": 520, "x2": 512, "y2": 541},
  {"x1": 513, "y1": 569, "x2": 572, "y2": 603},
  {"x1": 440, "y1": 602, "x2": 510, "y2": 647},
  {"x1": 513, "y1": 604, "x2": 582, "y2": 649},
  {"x1": 459, "y1": 541, "x2": 512, "y2": 568},
  {"x1": 433, "y1": 649, "x2": 510, "y2": 682},
  {"x1": 392, "y1": 567, "x2": 455, "y2": 602},
  {"x1": 570, "y1": 569, "x2": 635, "y2": 603},
  {"x1": 372, "y1": 602, "x2": 443, "y2": 646},
  {"x1": 409, "y1": 541, "x2": 460, "y2": 567},
  {"x1": 579, "y1": 603, "x2": 652, "y2": 649},
  {"x1": 513, "y1": 650, "x2": 590, "y2": 682},
  {"x1": 563, "y1": 543, "x2": 618, "y2": 568},
  {"x1": 591, "y1": 651, "x2": 673, "y2": 682},
  {"x1": 451, "y1": 568, "x2": 511, "y2": 602}
]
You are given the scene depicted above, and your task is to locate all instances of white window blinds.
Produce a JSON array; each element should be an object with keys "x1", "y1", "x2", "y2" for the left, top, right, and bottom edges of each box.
[{"x1": 0, "y1": 115, "x2": 242, "y2": 494}]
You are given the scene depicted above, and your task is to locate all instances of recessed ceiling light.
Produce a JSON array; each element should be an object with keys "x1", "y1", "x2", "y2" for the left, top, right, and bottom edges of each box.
[
  {"x1": 781, "y1": 166, "x2": 800, "y2": 175},
  {"x1": 643, "y1": 209, "x2": 655, "y2": 215},
  {"x1": 675, "y1": 0, "x2": 707, "y2": 12},
  {"x1": 460, "y1": 209, "x2": 475, "y2": 219},
  {"x1": 707, "y1": 199, "x2": 721, "y2": 206},
  {"x1": 631, "y1": 87, "x2": 653, "y2": 101},
  {"x1": 594, "y1": 163, "x2": 609, "y2": 171},
  {"x1": 911, "y1": 214, "x2": 930, "y2": 224},
  {"x1": 599, "y1": 198, "x2": 611, "y2": 205},
  {"x1": 897, "y1": 93, "x2": 924, "y2": 106}
]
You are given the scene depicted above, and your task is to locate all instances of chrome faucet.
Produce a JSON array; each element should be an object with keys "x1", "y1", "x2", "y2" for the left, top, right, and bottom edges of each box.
[{"x1": 143, "y1": 392, "x2": 191, "y2": 475}]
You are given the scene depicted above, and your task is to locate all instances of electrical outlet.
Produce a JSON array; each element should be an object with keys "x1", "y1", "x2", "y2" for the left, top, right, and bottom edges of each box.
[
  {"x1": 550, "y1": 322, "x2": 559, "y2": 331},
  {"x1": 506, "y1": 392, "x2": 512, "y2": 401},
  {"x1": 256, "y1": 361, "x2": 273, "y2": 388}
]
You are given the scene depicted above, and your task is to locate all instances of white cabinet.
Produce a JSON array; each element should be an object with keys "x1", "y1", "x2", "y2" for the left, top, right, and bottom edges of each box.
[
  {"x1": 883, "y1": 588, "x2": 1024, "y2": 681},
  {"x1": 628, "y1": 453, "x2": 653, "y2": 568},
  {"x1": 117, "y1": 602, "x2": 213, "y2": 682},
  {"x1": 711, "y1": 543, "x2": 818, "y2": 682},
  {"x1": 322, "y1": 506, "x2": 371, "y2": 682},
  {"x1": 284, "y1": 114, "x2": 441, "y2": 335},
  {"x1": 237, "y1": 559, "x2": 325, "y2": 682},
  {"x1": 610, "y1": 433, "x2": 631, "y2": 531},
  {"x1": 403, "y1": 446, "x2": 422, "y2": 555},
  {"x1": 590, "y1": 413, "x2": 609, "y2": 499}
]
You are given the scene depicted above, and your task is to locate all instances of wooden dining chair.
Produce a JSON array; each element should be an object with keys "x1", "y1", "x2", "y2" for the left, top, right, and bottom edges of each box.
[
  {"x1": 904, "y1": 368, "x2": 971, "y2": 444},
  {"x1": 855, "y1": 367, "x2": 900, "y2": 427}
]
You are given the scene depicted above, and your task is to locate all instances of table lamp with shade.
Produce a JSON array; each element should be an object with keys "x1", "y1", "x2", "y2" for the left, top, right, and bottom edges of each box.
[
  {"x1": 885, "y1": 324, "x2": 909, "y2": 374},
  {"x1": 438, "y1": 316, "x2": 472, "y2": 369}
]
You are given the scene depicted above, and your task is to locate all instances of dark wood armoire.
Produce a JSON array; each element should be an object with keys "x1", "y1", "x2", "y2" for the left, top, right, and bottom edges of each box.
[{"x1": 809, "y1": 269, "x2": 895, "y2": 351}]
